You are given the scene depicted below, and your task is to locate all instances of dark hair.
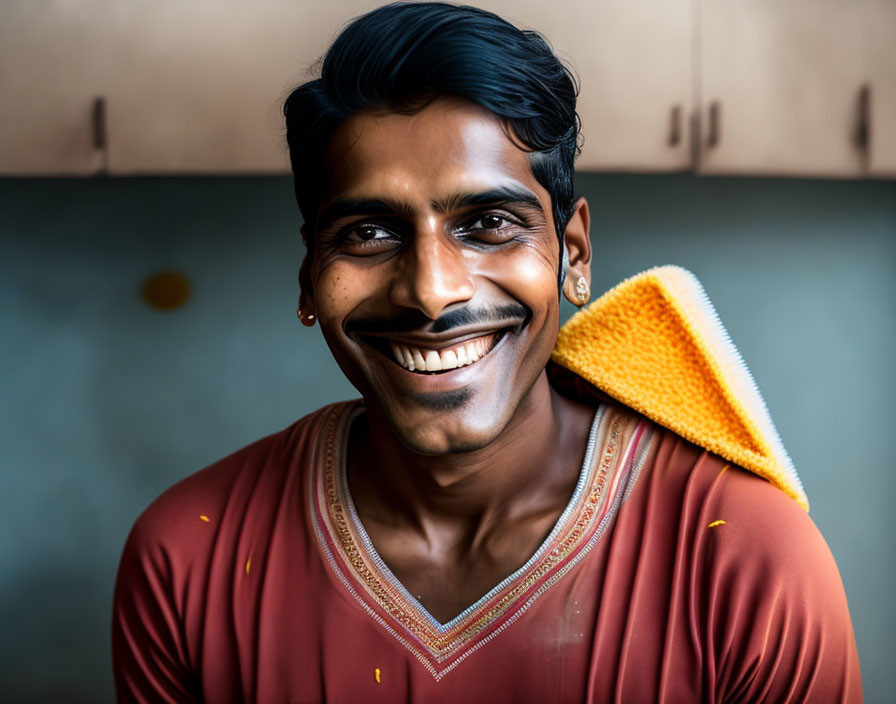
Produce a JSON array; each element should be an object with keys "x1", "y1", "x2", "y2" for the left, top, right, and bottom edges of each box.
[{"x1": 284, "y1": 1, "x2": 580, "y2": 245}]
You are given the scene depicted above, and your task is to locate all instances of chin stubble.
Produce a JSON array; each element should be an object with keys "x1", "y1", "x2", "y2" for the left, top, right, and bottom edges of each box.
[{"x1": 405, "y1": 388, "x2": 473, "y2": 411}]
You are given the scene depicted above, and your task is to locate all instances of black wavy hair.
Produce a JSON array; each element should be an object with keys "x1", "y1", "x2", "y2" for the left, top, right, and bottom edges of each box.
[{"x1": 284, "y1": 1, "x2": 581, "y2": 247}]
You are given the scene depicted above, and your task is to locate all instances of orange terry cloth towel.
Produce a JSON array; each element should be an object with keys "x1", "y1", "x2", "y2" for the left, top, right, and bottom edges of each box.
[{"x1": 552, "y1": 265, "x2": 808, "y2": 511}]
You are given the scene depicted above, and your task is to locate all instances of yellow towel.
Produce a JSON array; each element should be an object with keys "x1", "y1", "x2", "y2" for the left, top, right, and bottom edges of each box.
[{"x1": 552, "y1": 265, "x2": 808, "y2": 511}]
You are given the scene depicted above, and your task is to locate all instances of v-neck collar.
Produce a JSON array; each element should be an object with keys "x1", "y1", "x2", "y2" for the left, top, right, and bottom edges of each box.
[
  {"x1": 338, "y1": 404, "x2": 604, "y2": 632},
  {"x1": 308, "y1": 400, "x2": 654, "y2": 680}
]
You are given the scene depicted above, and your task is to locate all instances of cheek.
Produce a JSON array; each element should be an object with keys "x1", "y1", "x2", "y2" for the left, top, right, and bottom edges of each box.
[
  {"x1": 312, "y1": 260, "x2": 372, "y2": 320},
  {"x1": 489, "y1": 245, "x2": 559, "y2": 309},
  {"x1": 489, "y1": 246, "x2": 561, "y2": 368}
]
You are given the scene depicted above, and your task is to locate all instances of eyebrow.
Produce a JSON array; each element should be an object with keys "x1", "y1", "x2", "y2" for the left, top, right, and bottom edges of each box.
[
  {"x1": 315, "y1": 197, "x2": 415, "y2": 231},
  {"x1": 314, "y1": 184, "x2": 545, "y2": 231},
  {"x1": 433, "y1": 185, "x2": 545, "y2": 215}
]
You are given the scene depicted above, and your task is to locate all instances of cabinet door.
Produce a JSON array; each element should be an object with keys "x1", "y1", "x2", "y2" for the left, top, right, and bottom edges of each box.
[
  {"x1": 105, "y1": 0, "x2": 375, "y2": 174},
  {"x1": 866, "y1": 1, "x2": 896, "y2": 177},
  {"x1": 0, "y1": 1, "x2": 107, "y2": 175},
  {"x1": 479, "y1": 0, "x2": 694, "y2": 171},
  {"x1": 698, "y1": 0, "x2": 876, "y2": 177},
  {"x1": 108, "y1": 0, "x2": 694, "y2": 174},
  {"x1": 3, "y1": 0, "x2": 694, "y2": 175}
]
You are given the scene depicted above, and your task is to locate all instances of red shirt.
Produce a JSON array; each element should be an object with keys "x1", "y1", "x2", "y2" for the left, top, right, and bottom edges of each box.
[{"x1": 112, "y1": 400, "x2": 861, "y2": 702}]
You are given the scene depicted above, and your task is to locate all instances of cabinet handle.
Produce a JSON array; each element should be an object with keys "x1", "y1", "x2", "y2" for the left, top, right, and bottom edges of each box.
[
  {"x1": 92, "y1": 96, "x2": 108, "y2": 174},
  {"x1": 668, "y1": 104, "x2": 682, "y2": 146},
  {"x1": 707, "y1": 101, "x2": 721, "y2": 148},
  {"x1": 855, "y1": 83, "x2": 871, "y2": 170},
  {"x1": 92, "y1": 96, "x2": 107, "y2": 150}
]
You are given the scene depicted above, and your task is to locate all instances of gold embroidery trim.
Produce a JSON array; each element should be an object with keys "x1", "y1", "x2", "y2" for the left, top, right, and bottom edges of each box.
[{"x1": 319, "y1": 405, "x2": 634, "y2": 656}]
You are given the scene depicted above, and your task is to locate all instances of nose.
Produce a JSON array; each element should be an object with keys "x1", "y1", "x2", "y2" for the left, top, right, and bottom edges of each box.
[{"x1": 390, "y1": 228, "x2": 475, "y2": 320}]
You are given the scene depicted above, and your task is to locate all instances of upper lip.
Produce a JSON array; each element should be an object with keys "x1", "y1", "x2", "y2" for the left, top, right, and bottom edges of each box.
[{"x1": 355, "y1": 323, "x2": 519, "y2": 350}]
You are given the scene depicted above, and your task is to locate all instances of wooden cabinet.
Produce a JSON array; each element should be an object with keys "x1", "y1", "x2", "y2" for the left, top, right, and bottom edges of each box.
[
  {"x1": 1, "y1": 0, "x2": 894, "y2": 177},
  {"x1": 109, "y1": 0, "x2": 694, "y2": 174},
  {"x1": 102, "y1": 0, "x2": 373, "y2": 174},
  {"x1": 0, "y1": 0, "x2": 378, "y2": 175},
  {"x1": 0, "y1": 0, "x2": 107, "y2": 175},
  {"x1": 696, "y1": 0, "x2": 894, "y2": 178},
  {"x1": 477, "y1": 0, "x2": 694, "y2": 171}
]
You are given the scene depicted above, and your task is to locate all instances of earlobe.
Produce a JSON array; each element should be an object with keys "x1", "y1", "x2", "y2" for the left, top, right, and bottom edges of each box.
[
  {"x1": 297, "y1": 298, "x2": 316, "y2": 326},
  {"x1": 298, "y1": 227, "x2": 316, "y2": 326},
  {"x1": 562, "y1": 274, "x2": 591, "y2": 307},
  {"x1": 298, "y1": 286, "x2": 316, "y2": 326},
  {"x1": 561, "y1": 197, "x2": 592, "y2": 306}
]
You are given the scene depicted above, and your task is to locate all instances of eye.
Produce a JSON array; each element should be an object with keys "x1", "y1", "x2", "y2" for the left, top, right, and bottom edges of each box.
[
  {"x1": 344, "y1": 224, "x2": 395, "y2": 243},
  {"x1": 456, "y1": 212, "x2": 519, "y2": 243},
  {"x1": 336, "y1": 223, "x2": 402, "y2": 254},
  {"x1": 467, "y1": 214, "x2": 510, "y2": 231}
]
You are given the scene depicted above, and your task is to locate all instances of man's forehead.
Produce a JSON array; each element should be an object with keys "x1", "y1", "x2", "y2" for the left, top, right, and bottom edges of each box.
[
  {"x1": 320, "y1": 100, "x2": 548, "y2": 217},
  {"x1": 332, "y1": 98, "x2": 511, "y2": 154}
]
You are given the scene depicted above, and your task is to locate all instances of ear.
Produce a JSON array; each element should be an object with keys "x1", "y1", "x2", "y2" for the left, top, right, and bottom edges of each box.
[
  {"x1": 560, "y1": 197, "x2": 592, "y2": 305},
  {"x1": 298, "y1": 225, "x2": 316, "y2": 327}
]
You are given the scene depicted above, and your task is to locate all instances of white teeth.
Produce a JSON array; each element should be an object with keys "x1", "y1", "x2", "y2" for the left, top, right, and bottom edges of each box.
[
  {"x1": 412, "y1": 348, "x2": 426, "y2": 371},
  {"x1": 440, "y1": 349, "x2": 458, "y2": 370},
  {"x1": 401, "y1": 345, "x2": 415, "y2": 371},
  {"x1": 388, "y1": 333, "x2": 498, "y2": 372},
  {"x1": 424, "y1": 350, "x2": 442, "y2": 371}
]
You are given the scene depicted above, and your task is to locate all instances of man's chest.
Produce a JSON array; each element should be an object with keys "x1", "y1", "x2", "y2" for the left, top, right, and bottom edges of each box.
[{"x1": 362, "y1": 510, "x2": 568, "y2": 625}]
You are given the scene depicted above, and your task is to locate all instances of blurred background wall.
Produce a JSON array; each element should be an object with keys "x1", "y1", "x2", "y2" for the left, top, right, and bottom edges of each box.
[
  {"x1": 2, "y1": 1, "x2": 894, "y2": 702},
  {"x1": 2, "y1": 173, "x2": 893, "y2": 702}
]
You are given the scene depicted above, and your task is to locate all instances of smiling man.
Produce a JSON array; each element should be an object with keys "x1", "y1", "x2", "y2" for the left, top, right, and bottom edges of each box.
[
  {"x1": 302, "y1": 95, "x2": 596, "y2": 624},
  {"x1": 112, "y1": 3, "x2": 861, "y2": 702}
]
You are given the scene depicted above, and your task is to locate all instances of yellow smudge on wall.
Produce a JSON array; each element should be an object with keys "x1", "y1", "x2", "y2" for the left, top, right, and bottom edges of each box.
[
  {"x1": 245, "y1": 554, "x2": 252, "y2": 576},
  {"x1": 141, "y1": 270, "x2": 191, "y2": 311},
  {"x1": 199, "y1": 515, "x2": 210, "y2": 523},
  {"x1": 708, "y1": 520, "x2": 727, "y2": 528},
  {"x1": 374, "y1": 668, "x2": 381, "y2": 684}
]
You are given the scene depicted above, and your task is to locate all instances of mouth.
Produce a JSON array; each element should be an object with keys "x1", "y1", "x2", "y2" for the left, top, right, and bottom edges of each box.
[{"x1": 362, "y1": 329, "x2": 508, "y2": 374}]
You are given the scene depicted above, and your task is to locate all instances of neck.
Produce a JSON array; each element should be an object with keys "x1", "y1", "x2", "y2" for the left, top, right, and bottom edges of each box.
[{"x1": 347, "y1": 371, "x2": 594, "y2": 542}]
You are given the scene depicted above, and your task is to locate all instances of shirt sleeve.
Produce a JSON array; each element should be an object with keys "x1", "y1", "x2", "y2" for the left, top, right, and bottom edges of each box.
[
  {"x1": 701, "y1": 467, "x2": 862, "y2": 703},
  {"x1": 112, "y1": 509, "x2": 200, "y2": 703}
]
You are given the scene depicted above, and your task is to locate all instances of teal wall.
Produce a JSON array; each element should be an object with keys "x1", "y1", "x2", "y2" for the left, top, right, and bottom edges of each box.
[{"x1": 1, "y1": 174, "x2": 894, "y2": 702}]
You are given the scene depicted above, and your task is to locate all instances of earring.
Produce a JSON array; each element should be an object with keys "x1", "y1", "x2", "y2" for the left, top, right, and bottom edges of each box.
[
  {"x1": 296, "y1": 308, "x2": 315, "y2": 324},
  {"x1": 575, "y1": 276, "x2": 590, "y2": 305}
]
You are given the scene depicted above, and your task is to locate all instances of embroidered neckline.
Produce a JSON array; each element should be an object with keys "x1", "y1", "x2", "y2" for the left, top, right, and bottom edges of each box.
[
  {"x1": 308, "y1": 401, "x2": 654, "y2": 680},
  {"x1": 338, "y1": 404, "x2": 605, "y2": 631}
]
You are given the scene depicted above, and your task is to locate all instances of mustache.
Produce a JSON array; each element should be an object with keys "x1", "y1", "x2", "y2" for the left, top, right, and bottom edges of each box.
[{"x1": 345, "y1": 303, "x2": 530, "y2": 337}]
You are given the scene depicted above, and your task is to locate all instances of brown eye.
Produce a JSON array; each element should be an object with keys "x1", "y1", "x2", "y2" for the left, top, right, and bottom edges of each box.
[
  {"x1": 345, "y1": 224, "x2": 394, "y2": 243},
  {"x1": 456, "y1": 213, "x2": 518, "y2": 243},
  {"x1": 461, "y1": 213, "x2": 512, "y2": 233},
  {"x1": 480, "y1": 214, "x2": 504, "y2": 229}
]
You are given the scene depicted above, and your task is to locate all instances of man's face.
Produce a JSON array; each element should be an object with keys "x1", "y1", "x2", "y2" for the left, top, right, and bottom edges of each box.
[{"x1": 302, "y1": 98, "x2": 567, "y2": 455}]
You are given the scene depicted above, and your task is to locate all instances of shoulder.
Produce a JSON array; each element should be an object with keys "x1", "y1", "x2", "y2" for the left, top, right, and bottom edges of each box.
[
  {"x1": 663, "y1": 441, "x2": 843, "y2": 600},
  {"x1": 698, "y1": 460, "x2": 828, "y2": 571},
  {"x1": 112, "y1": 401, "x2": 360, "y2": 699},
  {"x1": 631, "y1": 422, "x2": 862, "y2": 702},
  {"x1": 706, "y1": 467, "x2": 861, "y2": 701},
  {"x1": 595, "y1": 401, "x2": 840, "y2": 584},
  {"x1": 633, "y1": 420, "x2": 845, "y2": 597},
  {"x1": 120, "y1": 401, "x2": 357, "y2": 569}
]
